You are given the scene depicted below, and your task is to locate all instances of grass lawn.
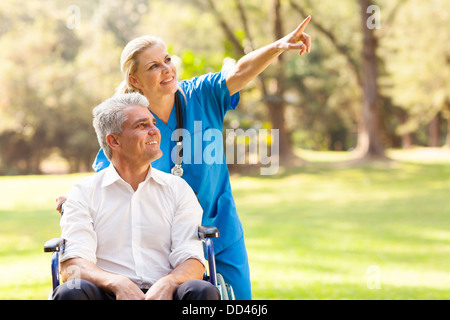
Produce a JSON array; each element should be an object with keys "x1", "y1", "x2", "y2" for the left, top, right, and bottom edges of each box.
[{"x1": 1, "y1": 148, "x2": 449, "y2": 299}]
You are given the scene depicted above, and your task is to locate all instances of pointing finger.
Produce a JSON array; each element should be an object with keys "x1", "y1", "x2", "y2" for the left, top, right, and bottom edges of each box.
[{"x1": 294, "y1": 15, "x2": 311, "y2": 35}]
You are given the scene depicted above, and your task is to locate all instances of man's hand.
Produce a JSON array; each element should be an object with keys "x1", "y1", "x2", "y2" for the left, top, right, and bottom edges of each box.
[
  {"x1": 61, "y1": 258, "x2": 145, "y2": 300},
  {"x1": 145, "y1": 259, "x2": 204, "y2": 300},
  {"x1": 144, "y1": 275, "x2": 179, "y2": 300},
  {"x1": 111, "y1": 275, "x2": 146, "y2": 300},
  {"x1": 275, "y1": 15, "x2": 312, "y2": 55},
  {"x1": 55, "y1": 195, "x2": 67, "y2": 213}
]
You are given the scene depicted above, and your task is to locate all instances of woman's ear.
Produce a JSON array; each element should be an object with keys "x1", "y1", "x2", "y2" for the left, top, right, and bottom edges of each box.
[{"x1": 129, "y1": 75, "x2": 143, "y2": 90}]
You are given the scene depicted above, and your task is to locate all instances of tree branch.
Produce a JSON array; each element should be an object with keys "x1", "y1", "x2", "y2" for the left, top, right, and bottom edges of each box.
[
  {"x1": 379, "y1": 0, "x2": 410, "y2": 37},
  {"x1": 205, "y1": 0, "x2": 245, "y2": 56},
  {"x1": 288, "y1": 0, "x2": 363, "y2": 86},
  {"x1": 235, "y1": 0, "x2": 255, "y2": 51}
]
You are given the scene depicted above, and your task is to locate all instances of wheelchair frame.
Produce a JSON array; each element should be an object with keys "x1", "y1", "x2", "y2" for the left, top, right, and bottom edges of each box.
[{"x1": 44, "y1": 225, "x2": 235, "y2": 300}]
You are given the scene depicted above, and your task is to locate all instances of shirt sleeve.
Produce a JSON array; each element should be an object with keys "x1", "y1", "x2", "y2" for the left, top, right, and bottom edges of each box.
[
  {"x1": 169, "y1": 177, "x2": 206, "y2": 269},
  {"x1": 60, "y1": 182, "x2": 98, "y2": 264}
]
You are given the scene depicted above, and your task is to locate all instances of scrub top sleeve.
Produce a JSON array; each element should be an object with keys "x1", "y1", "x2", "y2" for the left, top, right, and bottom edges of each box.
[
  {"x1": 185, "y1": 70, "x2": 240, "y2": 126},
  {"x1": 215, "y1": 68, "x2": 241, "y2": 113}
]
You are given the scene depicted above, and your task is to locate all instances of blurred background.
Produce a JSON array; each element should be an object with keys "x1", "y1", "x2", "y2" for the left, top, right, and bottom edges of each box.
[
  {"x1": 0, "y1": 0, "x2": 448, "y2": 174},
  {"x1": 0, "y1": 0, "x2": 449, "y2": 299}
]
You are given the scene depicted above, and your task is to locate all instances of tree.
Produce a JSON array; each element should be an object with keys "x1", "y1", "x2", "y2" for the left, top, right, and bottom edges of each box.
[
  {"x1": 289, "y1": 0, "x2": 413, "y2": 160},
  {"x1": 191, "y1": 0, "x2": 304, "y2": 166},
  {"x1": 384, "y1": 0, "x2": 450, "y2": 148},
  {"x1": 0, "y1": 1, "x2": 118, "y2": 173}
]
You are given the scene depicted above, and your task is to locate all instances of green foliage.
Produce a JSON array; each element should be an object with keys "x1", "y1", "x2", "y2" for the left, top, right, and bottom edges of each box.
[
  {"x1": 0, "y1": 0, "x2": 449, "y2": 174},
  {"x1": 383, "y1": 0, "x2": 450, "y2": 135}
]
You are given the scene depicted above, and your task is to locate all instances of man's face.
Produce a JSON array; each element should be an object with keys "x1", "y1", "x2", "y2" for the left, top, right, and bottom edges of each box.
[{"x1": 112, "y1": 105, "x2": 163, "y2": 165}]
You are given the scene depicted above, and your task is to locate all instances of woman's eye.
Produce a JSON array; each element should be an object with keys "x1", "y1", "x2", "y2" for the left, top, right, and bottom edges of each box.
[
  {"x1": 148, "y1": 64, "x2": 157, "y2": 70},
  {"x1": 165, "y1": 57, "x2": 171, "y2": 63}
]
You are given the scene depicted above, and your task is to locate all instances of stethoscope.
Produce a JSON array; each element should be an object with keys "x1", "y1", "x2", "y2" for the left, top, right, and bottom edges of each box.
[{"x1": 170, "y1": 91, "x2": 184, "y2": 177}]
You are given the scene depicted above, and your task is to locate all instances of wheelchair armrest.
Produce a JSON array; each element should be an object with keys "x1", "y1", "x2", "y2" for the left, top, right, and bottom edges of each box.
[
  {"x1": 44, "y1": 237, "x2": 65, "y2": 253},
  {"x1": 198, "y1": 225, "x2": 220, "y2": 240}
]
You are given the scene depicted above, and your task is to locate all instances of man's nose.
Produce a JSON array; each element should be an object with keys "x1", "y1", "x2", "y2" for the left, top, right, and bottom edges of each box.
[{"x1": 148, "y1": 125, "x2": 159, "y2": 135}]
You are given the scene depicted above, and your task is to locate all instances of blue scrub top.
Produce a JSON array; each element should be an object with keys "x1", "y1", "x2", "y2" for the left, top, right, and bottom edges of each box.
[{"x1": 93, "y1": 70, "x2": 243, "y2": 253}]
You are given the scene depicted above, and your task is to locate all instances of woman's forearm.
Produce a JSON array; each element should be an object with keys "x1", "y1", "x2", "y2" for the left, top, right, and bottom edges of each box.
[{"x1": 226, "y1": 42, "x2": 285, "y2": 96}]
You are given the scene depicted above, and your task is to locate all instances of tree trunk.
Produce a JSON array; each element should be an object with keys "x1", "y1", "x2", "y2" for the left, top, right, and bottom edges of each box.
[
  {"x1": 290, "y1": 0, "x2": 388, "y2": 161},
  {"x1": 268, "y1": 0, "x2": 301, "y2": 165},
  {"x1": 266, "y1": 98, "x2": 300, "y2": 165},
  {"x1": 446, "y1": 101, "x2": 450, "y2": 148},
  {"x1": 428, "y1": 113, "x2": 441, "y2": 147},
  {"x1": 446, "y1": 117, "x2": 450, "y2": 148},
  {"x1": 357, "y1": 0, "x2": 386, "y2": 159}
]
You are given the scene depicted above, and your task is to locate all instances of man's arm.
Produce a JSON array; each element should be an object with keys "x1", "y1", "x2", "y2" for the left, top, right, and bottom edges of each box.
[
  {"x1": 143, "y1": 176, "x2": 207, "y2": 300},
  {"x1": 61, "y1": 257, "x2": 145, "y2": 300},
  {"x1": 144, "y1": 258, "x2": 204, "y2": 300}
]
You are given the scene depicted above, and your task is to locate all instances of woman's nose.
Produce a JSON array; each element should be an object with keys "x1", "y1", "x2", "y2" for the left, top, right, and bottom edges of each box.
[{"x1": 161, "y1": 63, "x2": 171, "y2": 73}]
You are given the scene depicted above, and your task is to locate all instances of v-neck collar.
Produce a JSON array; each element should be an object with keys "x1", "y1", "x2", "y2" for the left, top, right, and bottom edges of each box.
[{"x1": 149, "y1": 102, "x2": 177, "y2": 132}]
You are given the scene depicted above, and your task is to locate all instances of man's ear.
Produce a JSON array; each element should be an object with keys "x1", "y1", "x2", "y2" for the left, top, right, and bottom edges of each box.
[{"x1": 106, "y1": 134, "x2": 121, "y2": 151}]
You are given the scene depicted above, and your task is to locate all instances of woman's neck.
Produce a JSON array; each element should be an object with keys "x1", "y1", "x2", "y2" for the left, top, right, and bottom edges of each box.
[{"x1": 146, "y1": 92, "x2": 175, "y2": 124}]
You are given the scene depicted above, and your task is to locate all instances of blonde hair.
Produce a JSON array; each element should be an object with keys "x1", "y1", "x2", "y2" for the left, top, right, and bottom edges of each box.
[
  {"x1": 116, "y1": 35, "x2": 186, "y2": 104},
  {"x1": 116, "y1": 36, "x2": 166, "y2": 94}
]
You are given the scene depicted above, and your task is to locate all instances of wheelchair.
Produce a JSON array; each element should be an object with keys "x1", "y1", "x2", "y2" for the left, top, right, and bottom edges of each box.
[{"x1": 44, "y1": 223, "x2": 235, "y2": 300}]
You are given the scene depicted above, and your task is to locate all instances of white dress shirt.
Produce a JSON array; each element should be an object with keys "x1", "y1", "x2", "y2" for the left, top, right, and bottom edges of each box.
[{"x1": 60, "y1": 164, "x2": 205, "y2": 289}]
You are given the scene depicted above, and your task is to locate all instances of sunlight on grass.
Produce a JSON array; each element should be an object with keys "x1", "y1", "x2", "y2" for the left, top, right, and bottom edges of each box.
[
  {"x1": 1, "y1": 149, "x2": 450, "y2": 299},
  {"x1": 388, "y1": 147, "x2": 450, "y2": 164},
  {"x1": 0, "y1": 173, "x2": 90, "y2": 299},
  {"x1": 232, "y1": 148, "x2": 450, "y2": 299}
]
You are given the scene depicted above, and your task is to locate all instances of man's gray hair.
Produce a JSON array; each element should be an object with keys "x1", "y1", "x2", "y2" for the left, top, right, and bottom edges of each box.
[{"x1": 92, "y1": 93, "x2": 150, "y2": 160}]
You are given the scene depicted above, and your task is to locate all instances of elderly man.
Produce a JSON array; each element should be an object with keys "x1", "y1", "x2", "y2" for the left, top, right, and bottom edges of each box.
[{"x1": 53, "y1": 93, "x2": 220, "y2": 300}]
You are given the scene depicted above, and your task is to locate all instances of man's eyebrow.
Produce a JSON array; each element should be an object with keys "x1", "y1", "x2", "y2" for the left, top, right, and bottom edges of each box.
[{"x1": 132, "y1": 118, "x2": 149, "y2": 126}]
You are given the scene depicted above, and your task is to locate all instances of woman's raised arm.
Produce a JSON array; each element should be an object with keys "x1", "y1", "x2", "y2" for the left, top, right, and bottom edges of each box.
[{"x1": 226, "y1": 16, "x2": 311, "y2": 96}]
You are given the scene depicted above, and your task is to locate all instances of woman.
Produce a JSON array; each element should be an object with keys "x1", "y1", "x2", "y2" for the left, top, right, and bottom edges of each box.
[{"x1": 58, "y1": 16, "x2": 311, "y2": 299}]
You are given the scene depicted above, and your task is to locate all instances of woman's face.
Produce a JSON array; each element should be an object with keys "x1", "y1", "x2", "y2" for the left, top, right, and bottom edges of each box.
[{"x1": 130, "y1": 44, "x2": 178, "y2": 100}]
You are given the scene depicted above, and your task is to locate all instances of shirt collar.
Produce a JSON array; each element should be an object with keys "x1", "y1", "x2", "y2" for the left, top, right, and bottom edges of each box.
[
  {"x1": 101, "y1": 163, "x2": 168, "y2": 188},
  {"x1": 147, "y1": 165, "x2": 168, "y2": 186},
  {"x1": 101, "y1": 164, "x2": 122, "y2": 188}
]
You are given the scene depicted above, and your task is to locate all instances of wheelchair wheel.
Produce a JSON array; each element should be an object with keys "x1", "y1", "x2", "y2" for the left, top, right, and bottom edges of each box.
[
  {"x1": 216, "y1": 273, "x2": 235, "y2": 300},
  {"x1": 216, "y1": 273, "x2": 229, "y2": 300},
  {"x1": 226, "y1": 282, "x2": 236, "y2": 300}
]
